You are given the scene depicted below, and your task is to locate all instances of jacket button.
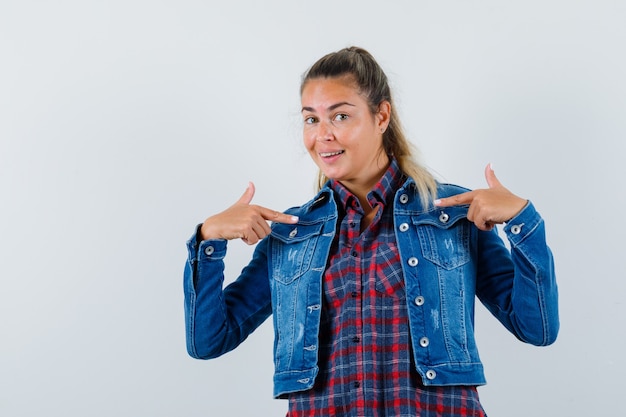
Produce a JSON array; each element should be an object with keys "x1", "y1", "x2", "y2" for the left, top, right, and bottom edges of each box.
[
  {"x1": 415, "y1": 296, "x2": 425, "y2": 306},
  {"x1": 408, "y1": 257, "x2": 418, "y2": 267},
  {"x1": 399, "y1": 223, "x2": 409, "y2": 232},
  {"x1": 399, "y1": 194, "x2": 409, "y2": 204},
  {"x1": 426, "y1": 370, "x2": 437, "y2": 380},
  {"x1": 511, "y1": 224, "x2": 523, "y2": 235},
  {"x1": 289, "y1": 228, "x2": 298, "y2": 238},
  {"x1": 420, "y1": 337, "x2": 430, "y2": 347},
  {"x1": 439, "y1": 212, "x2": 450, "y2": 223},
  {"x1": 204, "y1": 246, "x2": 215, "y2": 256}
]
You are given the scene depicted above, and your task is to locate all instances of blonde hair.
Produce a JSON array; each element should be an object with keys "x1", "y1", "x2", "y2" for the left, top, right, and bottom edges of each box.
[{"x1": 301, "y1": 46, "x2": 437, "y2": 206}]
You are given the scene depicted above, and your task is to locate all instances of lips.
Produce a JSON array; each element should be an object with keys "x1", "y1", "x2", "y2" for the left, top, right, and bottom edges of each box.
[{"x1": 319, "y1": 150, "x2": 345, "y2": 158}]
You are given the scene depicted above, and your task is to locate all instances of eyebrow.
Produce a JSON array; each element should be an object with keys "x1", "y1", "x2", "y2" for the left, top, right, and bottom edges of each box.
[{"x1": 301, "y1": 101, "x2": 356, "y2": 113}]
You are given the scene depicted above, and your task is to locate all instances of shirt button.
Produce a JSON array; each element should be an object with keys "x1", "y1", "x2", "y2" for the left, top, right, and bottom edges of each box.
[
  {"x1": 419, "y1": 337, "x2": 430, "y2": 347},
  {"x1": 399, "y1": 194, "x2": 409, "y2": 204},
  {"x1": 408, "y1": 257, "x2": 419, "y2": 267},
  {"x1": 426, "y1": 370, "x2": 437, "y2": 380},
  {"x1": 399, "y1": 222, "x2": 409, "y2": 232},
  {"x1": 415, "y1": 296, "x2": 425, "y2": 306},
  {"x1": 204, "y1": 246, "x2": 215, "y2": 256},
  {"x1": 511, "y1": 224, "x2": 523, "y2": 235},
  {"x1": 288, "y1": 228, "x2": 298, "y2": 238},
  {"x1": 352, "y1": 336, "x2": 360, "y2": 343},
  {"x1": 353, "y1": 381, "x2": 361, "y2": 388},
  {"x1": 351, "y1": 291, "x2": 358, "y2": 298},
  {"x1": 349, "y1": 221, "x2": 356, "y2": 228},
  {"x1": 439, "y1": 212, "x2": 450, "y2": 223},
  {"x1": 351, "y1": 250, "x2": 358, "y2": 258}
]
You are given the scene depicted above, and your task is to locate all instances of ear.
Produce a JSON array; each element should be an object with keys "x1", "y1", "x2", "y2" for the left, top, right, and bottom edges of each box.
[{"x1": 377, "y1": 100, "x2": 391, "y2": 132}]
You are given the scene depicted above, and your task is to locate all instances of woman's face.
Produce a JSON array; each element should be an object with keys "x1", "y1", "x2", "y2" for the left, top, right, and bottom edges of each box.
[{"x1": 301, "y1": 76, "x2": 390, "y2": 196}]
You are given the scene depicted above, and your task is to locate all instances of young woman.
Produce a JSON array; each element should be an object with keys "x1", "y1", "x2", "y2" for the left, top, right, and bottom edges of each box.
[{"x1": 183, "y1": 46, "x2": 559, "y2": 416}]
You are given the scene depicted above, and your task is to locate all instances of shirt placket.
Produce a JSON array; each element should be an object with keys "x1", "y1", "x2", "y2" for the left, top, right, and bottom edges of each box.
[{"x1": 340, "y1": 204, "x2": 364, "y2": 416}]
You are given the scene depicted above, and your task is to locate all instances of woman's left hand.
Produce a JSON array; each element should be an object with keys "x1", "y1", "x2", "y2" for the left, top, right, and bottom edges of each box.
[{"x1": 434, "y1": 164, "x2": 527, "y2": 231}]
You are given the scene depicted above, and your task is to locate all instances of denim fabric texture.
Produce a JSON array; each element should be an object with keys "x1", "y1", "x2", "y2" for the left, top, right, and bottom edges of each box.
[{"x1": 183, "y1": 179, "x2": 559, "y2": 399}]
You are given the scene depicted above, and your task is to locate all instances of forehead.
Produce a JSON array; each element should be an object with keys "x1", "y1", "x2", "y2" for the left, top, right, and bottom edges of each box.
[{"x1": 301, "y1": 76, "x2": 365, "y2": 108}]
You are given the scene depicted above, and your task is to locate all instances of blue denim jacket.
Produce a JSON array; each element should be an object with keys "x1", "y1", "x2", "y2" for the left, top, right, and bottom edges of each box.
[{"x1": 184, "y1": 179, "x2": 559, "y2": 398}]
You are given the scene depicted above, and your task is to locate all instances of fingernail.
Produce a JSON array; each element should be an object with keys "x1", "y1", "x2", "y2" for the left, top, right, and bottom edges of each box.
[
  {"x1": 433, "y1": 199, "x2": 441, "y2": 206},
  {"x1": 489, "y1": 163, "x2": 494, "y2": 171},
  {"x1": 291, "y1": 216, "x2": 299, "y2": 222}
]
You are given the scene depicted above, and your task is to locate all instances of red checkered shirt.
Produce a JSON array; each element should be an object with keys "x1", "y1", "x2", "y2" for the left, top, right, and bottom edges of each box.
[{"x1": 286, "y1": 160, "x2": 487, "y2": 417}]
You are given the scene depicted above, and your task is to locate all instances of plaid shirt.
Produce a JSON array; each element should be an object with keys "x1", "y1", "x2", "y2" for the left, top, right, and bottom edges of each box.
[{"x1": 287, "y1": 160, "x2": 486, "y2": 417}]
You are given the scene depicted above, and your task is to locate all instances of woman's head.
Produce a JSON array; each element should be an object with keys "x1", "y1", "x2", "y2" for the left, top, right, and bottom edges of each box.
[
  {"x1": 300, "y1": 46, "x2": 437, "y2": 204},
  {"x1": 301, "y1": 74, "x2": 391, "y2": 199},
  {"x1": 301, "y1": 47, "x2": 399, "y2": 158}
]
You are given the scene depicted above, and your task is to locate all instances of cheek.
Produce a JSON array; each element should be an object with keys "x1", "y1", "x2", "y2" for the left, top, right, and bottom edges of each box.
[{"x1": 302, "y1": 130, "x2": 316, "y2": 152}]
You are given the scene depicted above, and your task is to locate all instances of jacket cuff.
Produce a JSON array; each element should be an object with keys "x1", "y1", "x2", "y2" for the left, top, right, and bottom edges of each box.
[
  {"x1": 186, "y1": 224, "x2": 228, "y2": 261},
  {"x1": 503, "y1": 201, "x2": 543, "y2": 246}
]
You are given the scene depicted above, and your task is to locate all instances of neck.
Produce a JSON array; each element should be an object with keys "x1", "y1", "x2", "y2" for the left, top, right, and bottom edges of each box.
[{"x1": 344, "y1": 154, "x2": 390, "y2": 213}]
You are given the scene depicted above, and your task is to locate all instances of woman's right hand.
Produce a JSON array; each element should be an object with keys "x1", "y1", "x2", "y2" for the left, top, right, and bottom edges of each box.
[{"x1": 200, "y1": 182, "x2": 299, "y2": 245}]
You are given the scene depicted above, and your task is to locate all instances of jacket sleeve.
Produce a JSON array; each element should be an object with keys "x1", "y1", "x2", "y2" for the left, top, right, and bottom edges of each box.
[
  {"x1": 475, "y1": 202, "x2": 559, "y2": 346},
  {"x1": 183, "y1": 227, "x2": 273, "y2": 359}
]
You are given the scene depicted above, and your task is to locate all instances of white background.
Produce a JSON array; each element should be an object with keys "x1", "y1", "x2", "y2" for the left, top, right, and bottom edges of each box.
[{"x1": 1, "y1": 1, "x2": 624, "y2": 416}]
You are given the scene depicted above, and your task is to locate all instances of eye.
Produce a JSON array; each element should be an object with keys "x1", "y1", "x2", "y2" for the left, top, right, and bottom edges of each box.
[
  {"x1": 334, "y1": 113, "x2": 348, "y2": 122},
  {"x1": 303, "y1": 116, "x2": 317, "y2": 124}
]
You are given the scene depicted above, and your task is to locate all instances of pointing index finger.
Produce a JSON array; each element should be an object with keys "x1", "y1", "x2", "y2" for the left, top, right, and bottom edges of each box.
[
  {"x1": 434, "y1": 191, "x2": 475, "y2": 208},
  {"x1": 259, "y1": 207, "x2": 299, "y2": 224}
]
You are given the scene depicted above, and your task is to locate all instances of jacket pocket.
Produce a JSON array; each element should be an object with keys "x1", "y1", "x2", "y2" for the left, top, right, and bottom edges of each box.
[
  {"x1": 270, "y1": 220, "x2": 324, "y2": 285},
  {"x1": 414, "y1": 214, "x2": 471, "y2": 270}
]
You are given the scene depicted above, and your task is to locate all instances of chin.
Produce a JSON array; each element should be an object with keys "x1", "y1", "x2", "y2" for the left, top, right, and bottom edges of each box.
[{"x1": 321, "y1": 171, "x2": 343, "y2": 181}]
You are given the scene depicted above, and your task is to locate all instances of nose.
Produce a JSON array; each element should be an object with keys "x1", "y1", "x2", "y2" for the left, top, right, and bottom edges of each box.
[{"x1": 316, "y1": 120, "x2": 333, "y2": 142}]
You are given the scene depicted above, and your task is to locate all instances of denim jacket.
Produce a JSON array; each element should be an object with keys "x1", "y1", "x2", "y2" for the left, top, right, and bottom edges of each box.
[{"x1": 184, "y1": 179, "x2": 559, "y2": 398}]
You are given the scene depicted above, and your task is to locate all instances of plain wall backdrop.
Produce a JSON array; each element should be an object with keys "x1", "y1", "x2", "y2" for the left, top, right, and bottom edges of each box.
[{"x1": 1, "y1": 1, "x2": 624, "y2": 416}]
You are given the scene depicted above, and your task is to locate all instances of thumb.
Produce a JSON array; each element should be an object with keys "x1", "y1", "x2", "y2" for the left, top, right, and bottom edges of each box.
[
  {"x1": 235, "y1": 181, "x2": 255, "y2": 205},
  {"x1": 484, "y1": 163, "x2": 502, "y2": 189}
]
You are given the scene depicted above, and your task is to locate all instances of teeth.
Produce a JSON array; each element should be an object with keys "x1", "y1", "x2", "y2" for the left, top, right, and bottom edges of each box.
[{"x1": 320, "y1": 151, "x2": 344, "y2": 157}]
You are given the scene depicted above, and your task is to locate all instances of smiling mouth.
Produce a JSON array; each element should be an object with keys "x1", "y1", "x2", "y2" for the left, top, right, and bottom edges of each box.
[{"x1": 320, "y1": 150, "x2": 345, "y2": 158}]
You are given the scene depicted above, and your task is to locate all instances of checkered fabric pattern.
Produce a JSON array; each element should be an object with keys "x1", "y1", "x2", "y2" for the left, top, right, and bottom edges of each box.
[{"x1": 286, "y1": 160, "x2": 486, "y2": 417}]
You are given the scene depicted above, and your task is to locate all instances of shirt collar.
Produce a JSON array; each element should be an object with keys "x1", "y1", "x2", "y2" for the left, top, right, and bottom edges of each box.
[{"x1": 330, "y1": 158, "x2": 404, "y2": 212}]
